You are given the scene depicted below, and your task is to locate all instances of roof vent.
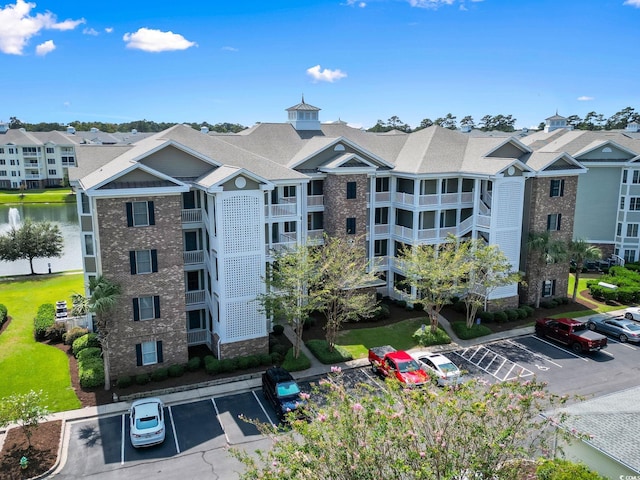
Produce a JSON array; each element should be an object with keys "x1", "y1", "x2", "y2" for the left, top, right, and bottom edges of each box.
[
  {"x1": 0, "y1": 122, "x2": 8, "y2": 134},
  {"x1": 627, "y1": 122, "x2": 640, "y2": 133},
  {"x1": 200, "y1": 126, "x2": 209, "y2": 134},
  {"x1": 460, "y1": 125, "x2": 472, "y2": 133},
  {"x1": 131, "y1": 129, "x2": 137, "y2": 134},
  {"x1": 66, "y1": 126, "x2": 76, "y2": 134},
  {"x1": 90, "y1": 127, "x2": 98, "y2": 133}
]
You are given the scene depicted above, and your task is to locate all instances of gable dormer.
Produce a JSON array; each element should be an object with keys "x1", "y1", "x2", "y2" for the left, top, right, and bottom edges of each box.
[
  {"x1": 544, "y1": 112, "x2": 573, "y2": 133},
  {"x1": 286, "y1": 96, "x2": 321, "y2": 131}
]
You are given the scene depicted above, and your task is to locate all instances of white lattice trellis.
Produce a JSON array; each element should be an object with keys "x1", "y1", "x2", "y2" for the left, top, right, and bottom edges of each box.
[
  {"x1": 224, "y1": 254, "x2": 262, "y2": 297},
  {"x1": 222, "y1": 195, "x2": 262, "y2": 253},
  {"x1": 226, "y1": 300, "x2": 265, "y2": 339}
]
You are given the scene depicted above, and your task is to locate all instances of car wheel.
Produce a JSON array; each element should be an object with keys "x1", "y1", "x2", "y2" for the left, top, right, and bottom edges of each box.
[
  {"x1": 619, "y1": 334, "x2": 628, "y2": 343},
  {"x1": 571, "y1": 342, "x2": 582, "y2": 354},
  {"x1": 587, "y1": 323, "x2": 596, "y2": 331},
  {"x1": 535, "y1": 327, "x2": 543, "y2": 338},
  {"x1": 625, "y1": 313, "x2": 634, "y2": 320},
  {"x1": 371, "y1": 362, "x2": 378, "y2": 374}
]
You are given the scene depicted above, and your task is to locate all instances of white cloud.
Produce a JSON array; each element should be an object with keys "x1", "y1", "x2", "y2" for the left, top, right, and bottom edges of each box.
[
  {"x1": 577, "y1": 96, "x2": 594, "y2": 101},
  {"x1": 105, "y1": 27, "x2": 113, "y2": 33},
  {"x1": 306, "y1": 65, "x2": 347, "y2": 83},
  {"x1": 83, "y1": 27, "x2": 99, "y2": 36},
  {"x1": 0, "y1": 0, "x2": 84, "y2": 55},
  {"x1": 221, "y1": 46, "x2": 238, "y2": 52},
  {"x1": 123, "y1": 27, "x2": 197, "y2": 52},
  {"x1": 623, "y1": 0, "x2": 640, "y2": 7},
  {"x1": 344, "y1": 0, "x2": 367, "y2": 7},
  {"x1": 35, "y1": 39, "x2": 54, "y2": 55},
  {"x1": 408, "y1": 0, "x2": 455, "y2": 8}
]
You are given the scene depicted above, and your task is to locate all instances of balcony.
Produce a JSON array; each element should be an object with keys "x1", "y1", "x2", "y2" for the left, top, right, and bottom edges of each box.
[
  {"x1": 394, "y1": 192, "x2": 414, "y2": 205},
  {"x1": 374, "y1": 224, "x2": 390, "y2": 235},
  {"x1": 307, "y1": 229, "x2": 324, "y2": 244},
  {"x1": 477, "y1": 215, "x2": 491, "y2": 229},
  {"x1": 307, "y1": 195, "x2": 324, "y2": 207},
  {"x1": 266, "y1": 203, "x2": 297, "y2": 217},
  {"x1": 183, "y1": 250, "x2": 204, "y2": 265},
  {"x1": 24, "y1": 174, "x2": 42, "y2": 180},
  {"x1": 372, "y1": 256, "x2": 389, "y2": 269},
  {"x1": 267, "y1": 241, "x2": 297, "y2": 255},
  {"x1": 185, "y1": 290, "x2": 206, "y2": 305},
  {"x1": 187, "y1": 329, "x2": 210, "y2": 346},
  {"x1": 181, "y1": 208, "x2": 202, "y2": 223},
  {"x1": 418, "y1": 192, "x2": 474, "y2": 206}
]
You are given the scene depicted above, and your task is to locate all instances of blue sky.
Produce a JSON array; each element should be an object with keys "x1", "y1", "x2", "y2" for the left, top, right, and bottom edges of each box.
[{"x1": 1, "y1": 0, "x2": 639, "y2": 130}]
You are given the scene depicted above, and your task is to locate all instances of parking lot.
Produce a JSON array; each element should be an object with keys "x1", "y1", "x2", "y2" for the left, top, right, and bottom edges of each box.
[{"x1": 57, "y1": 330, "x2": 640, "y2": 479}]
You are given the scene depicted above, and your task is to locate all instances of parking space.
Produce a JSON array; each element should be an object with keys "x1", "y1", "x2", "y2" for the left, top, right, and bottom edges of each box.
[{"x1": 213, "y1": 392, "x2": 273, "y2": 444}]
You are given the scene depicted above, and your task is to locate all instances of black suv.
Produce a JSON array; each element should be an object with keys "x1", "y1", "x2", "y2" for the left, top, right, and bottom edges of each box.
[{"x1": 261, "y1": 367, "x2": 306, "y2": 421}]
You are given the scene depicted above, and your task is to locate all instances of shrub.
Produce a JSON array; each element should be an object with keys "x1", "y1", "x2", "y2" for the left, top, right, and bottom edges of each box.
[
  {"x1": 236, "y1": 356, "x2": 250, "y2": 370},
  {"x1": 521, "y1": 305, "x2": 535, "y2": 317},
  {"x1": 516, "y1": 307, "x2": 529, "y2": 319},
  {"x1": 270, "y1": 352, "x2": 283, "y2": 365},
  {"x1": 504, "y1": 309, "x2": 519, "y2": 322},
  {"x1": 540, "y1": 301, "x2": 555, "y2": 309},
  {"x1": 479, "y1": 311, "x2": 494, "y2": 323},
  {"x1": 396, "y1": 300, "x2": 407, "y2": 308},
  {"x1": 33, "y1": 303, "x2": 55, "y2": 340},
  {"x1": 78, "y1": 357, "x2": 104, "y2": 389},
  {"x1": 151, "y1": 368, "x2": 169, "y2": 382},
  {"x1": 558, "y1": 296, "x2": 570, "y2": 305},
  {"x1": 0, "y1": 304, "x2": 7, "y2": 325},
  {"x1": 168, "y1": 364, "x2": 185, "y2": 377},
  {"x1": 246, "y1": 355, "x2": 261, "y2": 368},
  {"x1": 187, "y1": 357, "x2": 202, "y2": 372},
  {"x1": 117, "y1": 376, "x2": 132, "y2": 389},
  {"x1": 219, "y1": 358, "x2": 237, "y2": 373},
  {"x1": 281, "y1": 348, "x2": 311, "y2": 372},
  {"x1": 64, "y1": 326, "x2": 88, "y2": 345},
  {"x1": 306, "y1": 339, "x2": 352, "y2": 364},
  {"x1": 259, "y1": 352, "x2": 273, "y2": 366},
  {"x1": 135, "y1": 373, "x2": 150, "y2": 385},
  {"x1": 271, "y1": 343, "x2": 288, "y2": 356},
  {"x1": 205, "y1": 357, "x2": 221, "y2": 375},
  {"x1": 493, "y1": 311, "x2": 508, "y2": 323},
  {"x1": 412, "y1": 325, "x2": 452, "y2": 347},
  {"x1": 76, "y1": 347, "x2": 102, "y2": 362},
  {"x1": 272, "y1": 324, "x2": 285, "y2": 335},
  {"x1": 72, "y1": 333, "x2": 100, "y2": 357},
  {"x1": 451, "y1": 321, "x2": 492, "y2": 340},
  {"x1": 536, "y1": 458, "x2": 607, "y2": 480},
  {"x1": 45, "y1": 322, "x2": 67, "y2": 342}
]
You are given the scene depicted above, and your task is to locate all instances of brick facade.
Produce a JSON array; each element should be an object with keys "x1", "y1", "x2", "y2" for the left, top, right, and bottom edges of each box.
[
  {"x1": 96, "y1": 195, "x2": 188, "y2": 379},
  {"x1": 322, "y1": 173, "x2": 368, "y2": 249},
  {"x1": 217, "y1": 336, "x2": 269, "y2": 359}
]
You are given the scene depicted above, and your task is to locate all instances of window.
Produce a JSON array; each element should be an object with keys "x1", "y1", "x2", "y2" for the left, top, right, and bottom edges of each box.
[
  {"x1": 374, "y1": 239, "x2": 388, "y2": 256},
  {"x1": 188, "y1": 310, "x2": 205, "y2": 330},
  {"x1": 346, "y1": 181, "x2": 357, "y2": 199},
  {"x1": 0, "y1": 148, "x2": 3, "y2": 153},
  {"x1": 80, "y1": 193, "x2": 90, "y2": 214},
  {"x1": 376, "y1": 177, "x2": 389, "y2": 192},
  {"x1": 282, "y1": 186, "x2": 296, "y2": 198},
  {"x1": 22, "y1": 147, "x2": 37, "y2": 154},
  {"x1": 133, "y1": 296, "x2": 160, "y2": 321},
  {"x1": 624, "y1": 250, "x2": 636, "y2": 263},
  {"x1": 48, "y1": 169, "x2": 56, "y2": 175},
  {"x1": 631, "y1": 198, "x2": 640, "y2": 211},
  {"x1": 623, "y1": 170, "x2": 629, "y2": 183},
  {"x1": 375, "y1": 207, "x2": 389, "y2": 224},
  {"x1": 46, "y1": 147, "x2": 54, "y2": 154},
  {"x1": 618, "y1": 223, "x2": 623, "y2": 236},
  {"x1": 126, "y1": 201, "x2": 155, "y2": 227},
  {"x1": 628, "y1": 224, "x2": 639, "y2": 237},
  {"x1": 10, "y1": 159, "x2": 15, "y2": 165},
  {"x1": 0, "y1": 159, "x2": 5, "y2": 165},
  {"x1": 8, "y1": 148, "x2": 14, "y2": 154},
  {"x1": 0, "y1": 171, "x2": 6, "y2": 177},
  {"x1": 11, "y1": 171, "x2": 16, "y2": 177},
  {"x1": 634, "y1": 171, "x2": 640, "y2": 184},
  {"x1": 547, "y1": 213, "x2": 562, "y2": 231},
  {"x1": 441, "y1": 178, "x2": 459, "y2": 194},
  {"x1": 550, "y1": 179, "x2": 565, "y2": 197},
  {"x1": 621, "y1": 197, "x2": 625, "y2": 210},
  {"x1": 136, "y1": 341, "x2": 163, "y2": 366},
  {"x1": 284, "y1": 221, "x2": 296, "y2": 233},
  {"x1": 48, "y1": 158, "x2": 55, "y2": 165},
  {"x1": 346, "y1": 217, "x2": 356, "y2": 234},
  {"x1": 84, "y1": 235, "x2": 94, "y2": 255},
  {"x1": 61, "y1": 156, "x2": 75, "y2": 165},
  {"x1": 129, "y1": 249, "x2": 158, "y2": 274},
  {"x1": 542, "y1": 280, "x2": 556, "y2": 298}
]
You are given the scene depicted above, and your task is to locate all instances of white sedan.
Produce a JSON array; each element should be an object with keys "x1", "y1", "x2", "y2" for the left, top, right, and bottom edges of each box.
[
  {"x1": 623, "y1": 307, "x2": 640, "y2": 321},
  {"x1": 129, "y1": 398, "x2": 166, "y2": 448},
  {"x1": 411, "y1": 351, "x2": 463, "y2": 387}
]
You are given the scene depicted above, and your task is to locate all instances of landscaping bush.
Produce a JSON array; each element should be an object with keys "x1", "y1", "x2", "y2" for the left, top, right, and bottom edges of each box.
[
  {"x1": 479, "y1": 311, "x2": 494, "y2": 323},
  {"x1": 246, "y1": 355, "x2": 261, "y2": 368},
  {"x1": 187, "y1": 356, "x2": 202, "y2": 372},
  {"x1": 258, "y1": 352, "x2": 273, "y2": 366},
  {"x1": 272, "y1": 324, "x2": 285, "y2": 335},
  {"x1": 76, "y1": 346, "x2": 102, "y2": 362},
  {"x1": 493, "y1": 311, "x2": 508, "y2": 323},
  {"x1": 281, "y1": 348, "x2": 311, "y2": 372},
  {"x1": 236, "y1": 356, "x2": 250, "y2": 370},
  {"x1": 270, "y1": 352, "x2": 283, "y2": 365},
  {"x1": 0, "y1": 304, "x2": 7, "y2": 326},
  {"x1": 72, "y1": 333, "x2": 100, "y2": 357},
  {"x1": 558, "y1": 296, "x2": 570, "y2": 305},
  {"x1": 117, "y1": 376, "x2": 132, "y2": 389},
  {"x1": 45, "y1": 322, "x2": 67, "y2": 342},
  {"x1": 271, "y1": 343, "x2": 288, "y2": 356},
  {"x1": 536, "y1": 458, "x2": 607, "y2": 480},
  {"x1": 412, "y1": 325, "x2": 452, "y2": 347},
  {"x1": 504, "y1": 309, "x2": 519, "y2": 322},
  {"x1": 33, "y1": 303, "x2": 55, "y2": 340},
  {"x1": 219, "y1": 358, "x2": 238, "y2": 373},
  {"x1": 367, "y1": 303, "x2": 390, "y2": 322},
  {"x1": 78, "y1": 357, "x2": 104, "y2": 389},
  {"x1": 540, "y1": 301, "x2": 555, "y2": 309},
  {"x1": 306, "y1": 339, "x2": 353, "y2": 364},
  {"x1": 395, "y1": 300, "x2": 407, "y2": 308},
  {"x1": 451, "y1": 321, "x2": 492, "y2": 340},
  {"x1": 205, "y1": 357, "x2": 221, "y2": 375},
  {"x1": 151, "y1": 368, "x2": 169, "y2": 382},
  {"x1": 515, "y1": 307, "x2": 529, "y2": 319},
  {"x1": 168, "y1": 364, "x2": 185, "y2": 377},
  {"x1": 521, "y1": 305, "x2": 535, "y2": 317},
  {"x1": 135, "y1": 373, "x2": 150, "y2": 385},
  {"x1": 64, "y1": 326, "x2": 88, "y2": 345}
]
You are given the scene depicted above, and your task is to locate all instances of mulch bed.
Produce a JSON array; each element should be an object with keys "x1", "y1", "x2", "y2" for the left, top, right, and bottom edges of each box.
[{"x1": 0, "y1": 420, "x2": 61, "y2": 480}]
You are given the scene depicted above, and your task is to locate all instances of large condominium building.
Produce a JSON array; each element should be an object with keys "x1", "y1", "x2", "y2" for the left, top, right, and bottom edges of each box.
[{"x1": 68, "y1": 99, "x2": 596, "y2": 380}]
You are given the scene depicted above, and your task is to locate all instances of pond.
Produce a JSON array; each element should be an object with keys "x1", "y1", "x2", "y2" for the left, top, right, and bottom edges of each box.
[{"x1": 0, "y1": 203, "x2": 82, "y2": 277}]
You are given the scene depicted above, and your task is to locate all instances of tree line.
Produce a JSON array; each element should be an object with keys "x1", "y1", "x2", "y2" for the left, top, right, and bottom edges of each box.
[{"x1": 367, "y1": 106, "x2": 640, "y2": 133}]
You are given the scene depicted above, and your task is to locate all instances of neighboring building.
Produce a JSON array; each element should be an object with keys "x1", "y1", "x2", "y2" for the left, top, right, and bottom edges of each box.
[{"x1": 68, "y1": 99, "x2": 591, "y2": 380}]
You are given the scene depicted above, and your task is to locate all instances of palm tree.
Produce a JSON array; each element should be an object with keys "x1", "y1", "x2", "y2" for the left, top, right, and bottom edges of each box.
[
  {"x1": 567, "y1": 239, "x2": 602, "y2": 302},
  {"x1": 72, "y1": 276, "x2": 121, "y2": 390},
  {"x1": 527, "y1": 231, "x2": 567, "y2": 308}
]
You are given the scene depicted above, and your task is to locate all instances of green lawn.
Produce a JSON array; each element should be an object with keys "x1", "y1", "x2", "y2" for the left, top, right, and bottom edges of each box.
[
  {"x1": 0, "y1": 188, "x2": 75, "y2": 204},
  {"x1": 558, "y1": 273, "x2": 625, "y2": 318},
  {"x1": 0, "y1": 273, "x2": 85, "y2": 412},
  {"x1": 336, "y1": 317, "x2": 432, "y2": 359}
]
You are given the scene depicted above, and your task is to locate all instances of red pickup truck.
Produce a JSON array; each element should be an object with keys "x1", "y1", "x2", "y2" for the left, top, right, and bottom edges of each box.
[
  {"x1": 368, "y1": 345, "x2": 430, "y2": 386},
  {"x1": 535, "y1": 317, "x2": 607, "y2": 353}
]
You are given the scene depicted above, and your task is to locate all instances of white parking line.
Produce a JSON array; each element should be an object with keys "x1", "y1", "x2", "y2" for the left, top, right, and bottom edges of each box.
[
  {"x1": 210, "y1": 398, "x2": 230, "y2": 444},
  {"x1": 606, "y1": 337, "x2": 637, "y2": 350},
  {"x1": 530, "y1": 336, "x2": 589, "y2": 361},
  {"x1": 252, "y1": 390, "x2": 276, "y2": 427},
  {"x1": 167, "y1": 406, "x2": 180, "y2": 453},
  {"x1": 506, "y1": 340, "x2": 563, "y2": 368},
  {"x1": 120, "y1": 414, "x2": 125, "y2": 465}
]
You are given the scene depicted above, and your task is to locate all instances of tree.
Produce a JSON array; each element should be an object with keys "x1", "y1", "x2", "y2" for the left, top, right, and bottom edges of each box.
[
  {"x1": 72, "y1": 276, "x2": 122, "y2": 390},
  {"x1": 567, "y1": 240, "x2": 602, "y2": 302},
  {"x1": 526, "y1": 231, "x2": 567, "y2": 308},
  {"x1": 314, "y1": 235, "x2": 379, "y2": 350},
  {"x1": 399, "y1": 236, "x2": 470, "y2": 332},
  {"x1": 434, "y1": 113, "x2": 457, "y2": 130},
  {"x1": 479, "y1": 114, "x2": 516, "y2": 132},
  {"x1": 259, "y1": 245, "x2": 323, "y2": 358},
  {"x1": 0, "y1": 390, "x2": 49, "y2": 449},
  {"x1": 579, "y1": 111, "x2": 604, "y2": 131},
  {"x1": 605, "y1": 107, "x2": 639, "y2": 130},
  {"x1": 231, "y1": 372, "x2": 575, "y2": 480},
  {"x1": 414, "y1": 118, "x2": 434, "y2": 131},
  {"x1": 0, "y1": 219, "x2": 63, "y2": 274},
  {"x1": 462, "y1": 240, "x2": 522, "y2": 328},
  {"x1": 460, "y1": 115, "x2": 475, "y2": 128}
]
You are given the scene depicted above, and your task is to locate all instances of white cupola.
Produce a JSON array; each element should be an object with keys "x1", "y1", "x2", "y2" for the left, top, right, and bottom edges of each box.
[{"x1": 286, "y1": 96, "x2": 321, "y2": 131}]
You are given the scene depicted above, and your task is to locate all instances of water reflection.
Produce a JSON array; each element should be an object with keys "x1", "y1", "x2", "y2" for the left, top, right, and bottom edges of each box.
[{"x1": 0, "y1": 204, "x2": 82, "y2": 276}]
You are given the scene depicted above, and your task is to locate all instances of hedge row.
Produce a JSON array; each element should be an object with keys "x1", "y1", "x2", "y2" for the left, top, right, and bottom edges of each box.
[
  {"x1": 587, "y1": 266, "x2": 640, "y2": 303},
  {"x1": 77, "y1": 345, "x2": 104, "y2": 389},
  {"x1": 33, "y1": 303, "x2": 56, "y2": 340},
  {"x1": 0, "y1": 304, "x2": 7, "y2": 328},
  {"x1": 72, "y1": 333, "x2": 100, "y2": 357}
]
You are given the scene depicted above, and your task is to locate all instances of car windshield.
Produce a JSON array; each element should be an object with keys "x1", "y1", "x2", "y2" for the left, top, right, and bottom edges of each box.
[
  {"x1": 136, "y1": 415, "x2": 159, "y2": 430},
  {"x1": 438, "y1": 362, "x2": 459, "y2": 373},
  {"x1": 276, "y1": 381, "x2": 300, "y2": 398},
  {"x1": 573, "y1": 323, "x2": 586, "y2": 332},
  {"x1": 626, "y1": 323, "x2": 640, "y2": 331},
  {"x1": 398, "y1": 359, "x2": 422, "y2": 373}
]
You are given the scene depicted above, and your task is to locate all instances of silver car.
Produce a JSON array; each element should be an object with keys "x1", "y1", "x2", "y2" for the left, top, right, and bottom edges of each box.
[
  {"x1": 129, "y1": 398, "x2": 166, "y2": 448},
  {"x1": 411, "y1": 351, "x2": 463, "y2": 387},
  {"x1": 586, "y1": 315, "x2": 640, "y2": 343}
]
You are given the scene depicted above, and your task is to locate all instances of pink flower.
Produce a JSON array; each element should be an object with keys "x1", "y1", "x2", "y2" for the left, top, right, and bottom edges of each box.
[
  {"x1": 419, "y1": 451, "x2": 426, "y2": 458},
  {"x1": 331, "y1": 365, "x2": 342, "y2": 373},
  {"x1": 352, "y1": 403, "x2": 363, "y2": 412},
  {"x1": 318, "y1": 413, "x2": 327, "y2": 422},
  {"x1": 300, "y1": 392, "x2": 310, "y2": 400}
]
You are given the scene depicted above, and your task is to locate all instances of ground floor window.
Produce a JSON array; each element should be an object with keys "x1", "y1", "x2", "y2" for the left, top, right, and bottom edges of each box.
[
  {"x1": 188, "y1": 309, "x2": 205, "y2": 330},
  {"x1": 542, "y1": 280, "x2": 556, "y2": 298},
  {"x1": 624, "y1": 249, "x2": 636, "y2": 263},
  {"x1": 136, "y1": 340, "x2": 163, "y2": 366}
]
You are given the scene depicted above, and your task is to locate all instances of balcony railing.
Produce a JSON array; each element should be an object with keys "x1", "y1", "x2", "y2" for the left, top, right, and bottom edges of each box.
[
  {"x1": 374, "y1": 224, "x2": 390, "y2": 235},
  {"x1": 307, "y1": 229, "x2": 324, "y2": 244},
  {"x1": 307, "y1": 195, "x2": 324, "y2": 207},
  {"x1": 267, "y1": 241, "x2": 297, "y2": 255},
  {"x1": 185, "y1": 290, "x2": 206, "y2": 305},
  {"x1": 394, "y1": 192, "x2": 414, "y2": 204},
  {"x1": 372, "y1": 256, "x2": 389, "y2": 269},
  {"x1": 477, "y1": 215, "x2": 491, "y2": 228},
  {"x1": 183, "y1": 250, "x2": 204, "y2": 265},
  {"x1": 181, "y1": 208, "x2": 202, "y2": 223},
  {"x1": 266, "y1": 203, "x2": 297, "y2": 217},
  {"x1": 187, "y1": 329, "x2": 209, "y2": 346},
  {"x1": 24, "y1": 174, "x2": 41, "y2": 179},
  {"x1": 375, "y1": 192, "x2": 391, "y2": 202}
]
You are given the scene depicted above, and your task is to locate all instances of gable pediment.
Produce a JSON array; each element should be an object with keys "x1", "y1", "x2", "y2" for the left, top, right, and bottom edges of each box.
[
  {"x1": 97, "y1": 166, "x2": 184, "y2": 190},
  {"x1": 542, "y1": 157, "x2": 584, "y2": 172},
  {"x1": 291, "y1": 137, "x2": 393, "y2": 171},
  {"x1": 486, "y1": 139, "x2": 529, "y2": 159},
  {"x1": 137, "y1": 143, "x2": 219, "y2": 179},
  {"x1": 574, "y1": 141, "x2": 637, "y2": 161}
]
